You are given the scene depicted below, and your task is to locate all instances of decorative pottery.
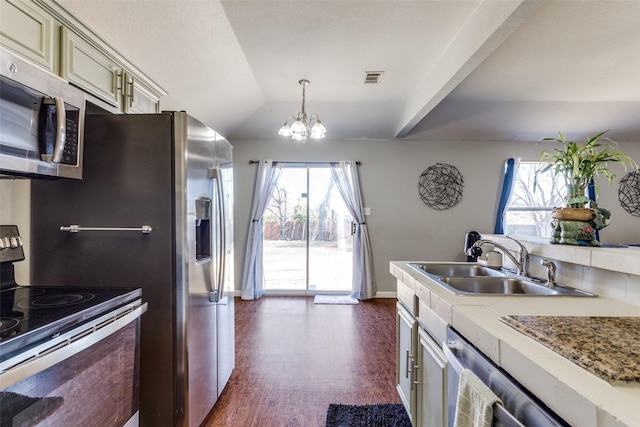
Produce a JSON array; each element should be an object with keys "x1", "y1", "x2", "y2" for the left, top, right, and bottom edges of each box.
[
  {"x1": 549, "y1": 202, "x2": 611, "y2": 246},
  {"x1": 551, "y1": 207, "x2": 594, "y2": 222},
  {"x1": 551, "y1": 220, "x2": 598, "y2": 246}
]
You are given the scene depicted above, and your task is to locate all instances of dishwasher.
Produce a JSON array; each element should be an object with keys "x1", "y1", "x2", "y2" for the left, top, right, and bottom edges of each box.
[{"x1": 444, "y1": 327, "x2": 570, "y2": 427}]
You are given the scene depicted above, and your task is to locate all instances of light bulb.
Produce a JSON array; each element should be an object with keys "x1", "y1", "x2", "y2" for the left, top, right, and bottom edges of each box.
[
  {"x1": 278, "y1": 122, "x2": 293, "y2": 136},
  {"x1": 290, "y1": 119, "x2": 306, "y2": 134},
  {"x1": 292, "y1": 132, "x2": 307, "y2": 143},
  {"x1": 310, "y1": 122, "x2": 326, "y2": 139}
]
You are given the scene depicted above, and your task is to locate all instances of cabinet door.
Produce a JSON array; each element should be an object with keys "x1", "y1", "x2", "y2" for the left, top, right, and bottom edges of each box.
[
  {"x1": 396, "y1": 302, "x2": 417, "y2": 424},
  {"x1": 0, "y1": 0, "x2": 55, "y2": 71},
  {"x1": 123, "y1": 72, "x2": 160, "y2": 114},
  {"x1": 417, "y1": 328, "x2": 448, "y2": 427},
  {"x1": 60, "y1": 27, "x2": 122, "y2": 109}
]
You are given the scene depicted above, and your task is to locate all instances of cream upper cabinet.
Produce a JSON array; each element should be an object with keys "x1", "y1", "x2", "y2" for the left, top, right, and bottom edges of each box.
[
  {"x1": 0, "y1": 0, "x2": 55, "y2": 72},
  {"x1": 61, "y1": 29, "x2": 161, "y2": 114},
  {"x1": 61, "y1": 27, "x2": 122, "y2": 109},
  {"x1": 1, "y1": 0, "x2": 164, "y2": 113},
  {"x1": 123, "y1": 71, "x2": 161, "y2": 114}
]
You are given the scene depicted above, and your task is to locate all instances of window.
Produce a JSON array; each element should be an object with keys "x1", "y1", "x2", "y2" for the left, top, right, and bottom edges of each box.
[
  {"x1": 262, "y1": 165, "x2": 352, "y2": 293},
  {"x1": 504, "y1": 162, "x2": 566, "y2": 238}
]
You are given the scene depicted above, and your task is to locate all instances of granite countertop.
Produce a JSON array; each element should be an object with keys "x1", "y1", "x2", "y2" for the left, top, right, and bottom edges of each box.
[{"x1": 499, "y1": 316, "x2": 640, "y2": 384}]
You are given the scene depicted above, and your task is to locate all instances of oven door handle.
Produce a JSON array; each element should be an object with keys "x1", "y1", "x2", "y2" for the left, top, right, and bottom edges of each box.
[{"x1": 0, "y1": 302, "x2": 147, "y2": 389}]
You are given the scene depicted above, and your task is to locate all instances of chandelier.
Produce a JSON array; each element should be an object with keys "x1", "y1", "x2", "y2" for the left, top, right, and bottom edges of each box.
[{"x1": 278, "y1": 79, "x2": 326, "y2": 143}]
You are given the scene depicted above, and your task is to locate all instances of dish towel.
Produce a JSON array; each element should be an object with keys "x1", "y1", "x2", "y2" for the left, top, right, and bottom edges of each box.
[{"x1": 453, "y1": 369, "x2": 503, "y2": 427}]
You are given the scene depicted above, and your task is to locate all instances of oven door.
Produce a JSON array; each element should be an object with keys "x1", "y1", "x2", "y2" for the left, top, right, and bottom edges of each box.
[
  {"x1": 444, "y1": 327, "x2": 568, "y2": 427},
  {"x1": 0, "y1": 301, "x2": 146, "y2": 427}
]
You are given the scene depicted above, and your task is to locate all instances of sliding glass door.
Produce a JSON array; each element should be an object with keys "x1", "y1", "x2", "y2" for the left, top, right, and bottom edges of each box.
[{"x1": 263, "y1": 165, "x2": 352, "y2": 293}]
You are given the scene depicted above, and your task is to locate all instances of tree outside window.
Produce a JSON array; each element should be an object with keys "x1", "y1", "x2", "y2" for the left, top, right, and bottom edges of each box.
[{"x1": 505, "y1": 162, "x2": 566, "y2": 238}]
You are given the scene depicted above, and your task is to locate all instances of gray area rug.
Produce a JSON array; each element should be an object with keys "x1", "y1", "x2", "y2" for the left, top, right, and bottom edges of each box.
[
  {"x1": 325, "y1": 403, "x2": 411, "y2": 427},
  {"x1": 314, "y1": 295, "x2": 359, "y2": 305}
]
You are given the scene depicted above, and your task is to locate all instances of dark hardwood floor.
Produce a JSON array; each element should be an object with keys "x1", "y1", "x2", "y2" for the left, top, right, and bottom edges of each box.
[{"x1": 203, "y1": 296, "x2": 400, "y2": 426}]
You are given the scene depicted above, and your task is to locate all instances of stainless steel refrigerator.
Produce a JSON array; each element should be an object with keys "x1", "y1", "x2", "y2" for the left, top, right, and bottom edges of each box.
[{"x1": 30, "y1": 111, "x2": 234, "y2": 427}]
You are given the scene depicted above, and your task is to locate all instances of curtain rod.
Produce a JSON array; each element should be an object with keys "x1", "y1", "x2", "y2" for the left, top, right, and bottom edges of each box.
[{"x1": 248, "y1": 160, "x2": 361, "y2": 165}]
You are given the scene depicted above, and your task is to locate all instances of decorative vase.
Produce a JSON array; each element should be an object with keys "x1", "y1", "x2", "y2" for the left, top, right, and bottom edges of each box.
[{"x1": 566, "y1": 183, "x2": 587, "y2": 208}]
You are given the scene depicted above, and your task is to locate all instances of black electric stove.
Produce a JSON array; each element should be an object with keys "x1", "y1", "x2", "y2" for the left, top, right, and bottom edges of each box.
[{"x1": 0, "y1": 225, "x2": 141, "y2": 362}]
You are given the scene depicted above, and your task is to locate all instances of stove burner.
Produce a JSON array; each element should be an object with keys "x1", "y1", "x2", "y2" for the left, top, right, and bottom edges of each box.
[
  {"x1": 18, "y1": 293, "x2": 96, "y2": 309},
  {"x1": 0, "y1": 317, "x2": 20, "y2": 335},
  {"x1": 19, "y1": 289, "x2": 46, "y2": 297}
]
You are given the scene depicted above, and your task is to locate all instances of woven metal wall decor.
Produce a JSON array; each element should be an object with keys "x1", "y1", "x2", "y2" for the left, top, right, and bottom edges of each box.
[
  {"x1": 619, "y1": 171, "x2": 640, "y2": 217},
  {"x1": 418, "y1": 163, "x2": 464, "y2": 210}
]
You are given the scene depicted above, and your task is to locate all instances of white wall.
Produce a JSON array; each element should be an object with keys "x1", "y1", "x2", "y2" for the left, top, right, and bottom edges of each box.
[
  {"x1": 230, "y1": 138, "x2": 640, "y2": 296},
  {"x1": 588, "y1": 139, "x2": 640, "y2": 240},
  {"x1": 0, "y1": 179, "x2": 31, "y2": 283},
  {"x1": 4, "y1": 138, "x2": 639, "y2": 296}
]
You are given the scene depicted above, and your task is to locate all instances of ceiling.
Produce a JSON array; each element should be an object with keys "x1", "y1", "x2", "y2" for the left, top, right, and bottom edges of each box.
[{"x1": 57, "y1": 0, "x2": 640, "y2": 143}]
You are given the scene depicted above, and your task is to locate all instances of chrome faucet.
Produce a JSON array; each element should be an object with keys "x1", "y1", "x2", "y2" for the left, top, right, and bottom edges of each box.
[
  {"x1": 505, "y1": 235, "x2": 530, "y2": 276},
  {"x1": 541, "y1": 259, "x2": 557, "y2": 288},
  {"x1": 468, "y1": 236, "x2": 530, "y2": 276}
]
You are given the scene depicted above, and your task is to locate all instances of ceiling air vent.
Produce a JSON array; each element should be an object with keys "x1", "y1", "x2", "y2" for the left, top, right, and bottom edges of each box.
[{"x1": 364, "y1": 71, "x2": 384, "y2": 84}]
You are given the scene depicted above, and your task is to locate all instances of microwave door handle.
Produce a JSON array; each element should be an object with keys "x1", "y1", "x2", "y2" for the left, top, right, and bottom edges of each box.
[{"x1": 52, "y1": 97, "x2": 66, "y2": 163}]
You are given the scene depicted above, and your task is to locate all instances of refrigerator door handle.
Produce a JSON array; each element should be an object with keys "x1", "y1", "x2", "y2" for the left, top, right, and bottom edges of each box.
[
  {"x1": 216, "y1": 170, "x2": 225, "y2": 301},
  {"x1": 218, "y1": 170, "x2": 226, "y2": 301},
  {"x1": 209, "y1": 167, "x2": 225, "y2": 302}
]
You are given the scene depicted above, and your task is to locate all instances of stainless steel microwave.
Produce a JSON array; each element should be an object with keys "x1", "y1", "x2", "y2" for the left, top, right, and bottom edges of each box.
[{"x1": 1, "y1": 48, "x2": 85, "y2": 179}]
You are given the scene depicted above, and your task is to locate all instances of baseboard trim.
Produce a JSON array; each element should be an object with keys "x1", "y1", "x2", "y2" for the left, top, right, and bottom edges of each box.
[
  {"x1": 374, "y1": 292, "x2": 397, "y2": 298},
  {"x1": 233, "y1": 290, "x2": 397, "y2": 298}
]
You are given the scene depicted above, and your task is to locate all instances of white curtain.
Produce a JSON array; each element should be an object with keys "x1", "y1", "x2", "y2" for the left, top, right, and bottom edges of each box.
[
  {"x1": 330, "y1": 161, "x2": 376, "y2": 300},
  {"x1": 241, "y1": 160, "x2": 282, "y2": 300}
]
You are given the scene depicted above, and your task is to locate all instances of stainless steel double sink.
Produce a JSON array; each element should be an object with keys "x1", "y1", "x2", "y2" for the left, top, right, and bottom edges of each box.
[{"x1": 409, "y1": 262, "x2": 596, "y2": 297}]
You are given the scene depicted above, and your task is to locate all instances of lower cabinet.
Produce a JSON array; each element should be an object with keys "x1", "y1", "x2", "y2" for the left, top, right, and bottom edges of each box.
[
  {"x1": 396, "y1": 302, "x2": 417, "y2": 423},
  {"x1": 416, "y1": 328, "x2": 448, "y2": 427},
  {"x1": 397, "y1": 300, "x2": 448, "y2": 427}
]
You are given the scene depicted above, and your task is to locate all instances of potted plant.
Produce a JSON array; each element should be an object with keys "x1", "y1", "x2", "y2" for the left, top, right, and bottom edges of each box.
[
  {"x1": 536, "y1": 131, "x2": 637, "y2": 245},
  {"x1": 537, "y1": 131, "x2": 636, "y2": 208}
]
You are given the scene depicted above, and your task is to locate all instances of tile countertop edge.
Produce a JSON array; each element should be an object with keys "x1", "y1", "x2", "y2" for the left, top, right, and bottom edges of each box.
[
  {"x1": 481, "y1": 234, "x2": 640, "y2": 276},
  {"x1": 390, "y1": 261, "x2": 640, "y2": 427}
]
